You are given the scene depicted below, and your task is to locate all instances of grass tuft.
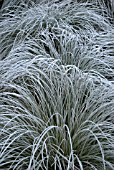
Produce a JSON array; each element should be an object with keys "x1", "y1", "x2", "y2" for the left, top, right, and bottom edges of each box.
[{"x1": 0, "y1": 0, "x2": 114, "y2": 169}]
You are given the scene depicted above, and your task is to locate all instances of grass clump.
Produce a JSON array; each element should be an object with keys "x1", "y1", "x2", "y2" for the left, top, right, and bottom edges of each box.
[
  {"x1": 1, "y1": 59, "x2": 114, "y2": 169},
  {"x1": 0, "y1": 0, "x2": 114, "y2": 169}
]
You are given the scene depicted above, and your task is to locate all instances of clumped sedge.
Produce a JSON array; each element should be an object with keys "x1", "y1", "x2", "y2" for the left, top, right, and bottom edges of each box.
[
  {"x1": 0, "y1": 0, "x2": 112, "y2": 59},
  {"x1": 0, "y1": 0, "x2": 114, "y2": 170},
  {"x1": 0, "y1": 0, "x2": 114, "y2": 81},
  {"x1": 0, "y1": 58, "x2": 114, "y2": 169}
]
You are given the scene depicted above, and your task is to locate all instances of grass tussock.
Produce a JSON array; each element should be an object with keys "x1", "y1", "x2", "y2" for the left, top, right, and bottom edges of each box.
[{"x1": 0, "y1": 0, "x2": 114, "y2": 169}]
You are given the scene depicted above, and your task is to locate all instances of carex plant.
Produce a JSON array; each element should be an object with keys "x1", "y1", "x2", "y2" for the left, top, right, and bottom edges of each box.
[{"x1": 0, "y1": 0, "x2": 114, "y2": 169}]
